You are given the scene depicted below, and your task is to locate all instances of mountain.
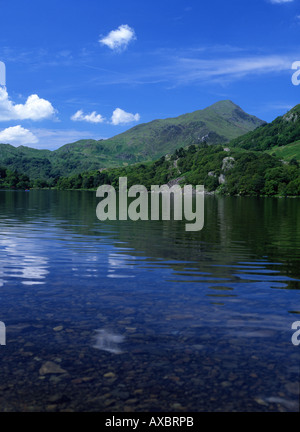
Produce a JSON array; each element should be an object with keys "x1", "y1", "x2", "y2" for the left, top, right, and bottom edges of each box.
[
  {"x1": 230, "y1": 104, "x2": 300, "y2": 161},
  {"x1": 97, "y1": 100, "x2": 264, "y2": 161},
  {"x1": 0, "y1": 100, "x2": 264, "y2": 180}
]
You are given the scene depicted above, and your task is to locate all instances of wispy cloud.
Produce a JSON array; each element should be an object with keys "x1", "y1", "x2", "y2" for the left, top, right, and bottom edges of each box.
[
  {"x1": 99, "y1": 25, "x2": 136, "y2": 51},
  {"x1": 30, "y1": 128, "x2": 106, "y2": 150},
  {"x1": 71, "y1": 110, "x2": 105, "y2": 123},
  {"x1": 0, "y1": 87, "x2": 56, "y2": 121},
  {"x1": 259, "y1": 102, "x2": 294, "y2": 113},
  {"x1": 0, "y1": 46, "x2": 77, "y2": 74},
  {"x1": 172, "y1": 54, "x2": 291, "y2": 83},
  {"x1": 0, "y1": 125, "x2": 38, "y2": 145},
  {"x1": 269, "y1": 0, "x2": 294, "y2": 4},
  {"x1": 85, "y1": 50, "x2": 295, "y2": 89}
]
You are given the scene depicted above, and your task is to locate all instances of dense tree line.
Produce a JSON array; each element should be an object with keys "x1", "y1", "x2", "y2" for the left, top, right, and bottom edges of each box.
[
  {"x1": 0, "y1": 166, "x2": 31, "y2": 189},
  {"x1": 1, "y1": 142, "x2": 300, "y2": 196},
  {"x1": 54, "y1": 144, "x2": 300, "y2": 197}
]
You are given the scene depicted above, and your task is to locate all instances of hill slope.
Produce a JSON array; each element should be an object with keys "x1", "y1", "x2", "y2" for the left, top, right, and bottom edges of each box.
[
  {"x1": 0, "y1": 100, "x2": 264, "y2": 180},
  {"x1": 230, "y1": 104, "x2": 300, "y2": 161}
]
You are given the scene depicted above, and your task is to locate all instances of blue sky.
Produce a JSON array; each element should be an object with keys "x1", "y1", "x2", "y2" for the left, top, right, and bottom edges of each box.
[{"x1": 1, "y1": 0, "x2": 300, "y2": 149}]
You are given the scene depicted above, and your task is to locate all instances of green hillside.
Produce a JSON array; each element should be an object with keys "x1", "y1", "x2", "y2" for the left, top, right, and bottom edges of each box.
[
  {"x1": 0, "y1": 100, "x2": 264, "y2": 180},
  {"x1": 230, "y1": 104, "x2": 300, "y2": 161},
  {"x1": 267, "y1": 140, "x2": 300, "y2": 162}
]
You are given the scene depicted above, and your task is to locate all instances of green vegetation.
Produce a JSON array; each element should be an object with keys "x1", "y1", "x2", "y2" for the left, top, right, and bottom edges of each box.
[
  {"x1": 0, "y1": 142, "x2": 107, "y2": 182},
  {"x1": 0, "y1": 166, "x2": 31, "y2": 189},
  {"x1": 230, "y1": 104, "x2": 300, "y2": 160},
  {"x1": 1, "y1": 142, "x2": 299, "y2": 197},
  {"x1": 55, "y1": 144, "x2": 300, "y2": 197},
  {"x1": 266, "y1": 140, "x2": 300, "y2": 162}
]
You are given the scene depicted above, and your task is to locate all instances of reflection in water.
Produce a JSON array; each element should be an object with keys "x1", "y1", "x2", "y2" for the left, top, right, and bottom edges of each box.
[
  {"x1": 258, "y1": 396, "x2": 299, "y2": 411},
  {"x1": 108, "y1": 253, "x2": 135, "y2": 278},
  {"x1": 93, "y1": 329, "x2": 125, "y2": 354},
  {"x1": 0, "y1": 190, "x2": 299, "y2": 412},
  {"x1": 0, "y1": 233, "x2": 49, "y2": 286}
]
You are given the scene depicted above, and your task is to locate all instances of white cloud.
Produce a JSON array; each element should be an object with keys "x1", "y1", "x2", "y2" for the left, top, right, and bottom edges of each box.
[
  {"x1": 269, "y1": 0, "x2": 294, "y2": 3},
  {"x1": 111, "y1": 108, "x2": 140, "y2": 125},
  {"x1": 99, "y1": 24, "x2": 136, "y2": 51},
  {"x1": 0, "y1": 88, "x2": 56, "y2": 121},
  {"x1": 71, "y1": 110, "x2": 105, "y2": 123},
  {"x1": 71, "y1": 107, "x2": 140, "y2": 126},
  {"x1": 0, "y1": 125, "x2": 38, "y2": 145}
]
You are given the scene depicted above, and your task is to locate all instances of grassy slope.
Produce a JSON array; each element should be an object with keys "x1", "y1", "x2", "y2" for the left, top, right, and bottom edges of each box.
[{"x1": 266, "y1": 140, "x2": 300, "y2": 162}]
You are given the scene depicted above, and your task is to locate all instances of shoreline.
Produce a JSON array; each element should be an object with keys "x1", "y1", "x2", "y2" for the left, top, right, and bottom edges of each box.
[{"x1": 0, "y1": 188, "x2": 299, "y2": 198}]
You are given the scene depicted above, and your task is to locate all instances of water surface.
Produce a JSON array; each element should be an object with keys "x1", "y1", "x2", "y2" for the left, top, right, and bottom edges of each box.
[{"x1": 0, "y1": 190, "x2": 299, "y2": 412}]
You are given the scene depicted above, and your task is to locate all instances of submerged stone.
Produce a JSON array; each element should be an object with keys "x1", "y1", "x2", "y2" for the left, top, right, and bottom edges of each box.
[{"x1": 39, "y1": 361, "x2": 67, "y2": 375}]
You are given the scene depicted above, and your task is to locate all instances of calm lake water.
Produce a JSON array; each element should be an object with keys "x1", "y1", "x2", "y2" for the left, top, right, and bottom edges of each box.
[{"x1": 0, "y1": 190, "x2": 299, "y2": 412}]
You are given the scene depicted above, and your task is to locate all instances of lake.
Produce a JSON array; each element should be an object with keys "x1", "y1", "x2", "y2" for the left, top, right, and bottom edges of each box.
[{"x1": 0, "y1": 190, "x2": 299, "y2": 412}]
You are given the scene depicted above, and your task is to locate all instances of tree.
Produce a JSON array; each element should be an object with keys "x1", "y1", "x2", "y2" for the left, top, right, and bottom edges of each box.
[{"x1": 289, "y1": 157, "x2": 299, "y2": 168}]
